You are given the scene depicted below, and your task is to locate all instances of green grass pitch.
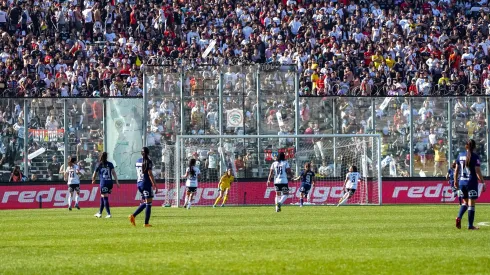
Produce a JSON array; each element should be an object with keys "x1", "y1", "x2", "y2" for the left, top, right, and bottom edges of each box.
[{"x1": 1, "y1": 205, "x2": 490, "y2": 275}]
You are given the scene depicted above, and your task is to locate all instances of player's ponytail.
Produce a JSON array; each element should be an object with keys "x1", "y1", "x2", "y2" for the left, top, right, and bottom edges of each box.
[
  {"x1": 189, "y1": 159, "x2": 196, "y2": 177},
  {"x1": 466, "y1": 139, "x2": 476, "y2": 167},
  {"x1": 141, "y1": 147, "x2": 151, "y2": 173},
  {"x1": 100, "y1": 152, "x2": 108, "y2": 165}
]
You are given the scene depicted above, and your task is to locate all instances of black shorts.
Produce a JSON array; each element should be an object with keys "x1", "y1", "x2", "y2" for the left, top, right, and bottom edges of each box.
[
  {"x1": 187, "y1": 187, "x2": 197, "y2": 193},
  {"x1": 299, "y1": 184, "x2": 312, "y2": 195},
  {"x1": 346, "y1": 188, "x2": 356, "y2": 196},
  {"x1": 459, "y1": 184, "x2": 479, "y2": 200},
  {"x1": 100, "y1": 184, "x2": 113, "y2": 195},
  {"x1": 68, "y1": 184, "x2": 80, "y2": 193},
  {"x1": 274, "y1": 184, "x2": 289, "y2": 193},
  {"x1": 138, "y1": 185, "x2": 154, "y2": 199}
]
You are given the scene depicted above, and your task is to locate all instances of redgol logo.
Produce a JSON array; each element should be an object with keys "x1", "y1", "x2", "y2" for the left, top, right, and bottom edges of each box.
[
  {"x1": 392, "y1": 183, "x2": 485, "y2": 202},
  {"x1": 1, "y1": 187, "x2": 99, "y2": 206}
]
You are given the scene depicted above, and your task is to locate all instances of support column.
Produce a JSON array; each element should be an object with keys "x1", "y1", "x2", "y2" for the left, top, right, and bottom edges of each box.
[
  {"x1": 142, "y1": 73, "x2": 148, "y2": 146},
  {"x1": 486, "y1": 98, "x2": 489, "y2": 176},
  {"x1": 409, "y1": 98, "x2": 414, "y2": 177},
  {"x1": 23, "y1": 100, "x2": 29, "y2": 177},
  {"x1": 63, "y1": 99, "x2": 68, "y2": 172},
  {"x1": 448, "y1": 98, "x2": 453, "y2": 174},
  {"x1": 294, "y1": 71, "x2": 300, "y2": 175}
]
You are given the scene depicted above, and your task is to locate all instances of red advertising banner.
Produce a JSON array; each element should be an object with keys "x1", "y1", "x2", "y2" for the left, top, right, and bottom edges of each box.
[
  {"x1": 0, "y1": 181, "x2": 370, "y2": 209},
  {"x1": 382, "y1": 180, "x2": 489, "y2": 204},
  {"x1": 0, "y1": 179, "x2": 487, "y2": 209}
]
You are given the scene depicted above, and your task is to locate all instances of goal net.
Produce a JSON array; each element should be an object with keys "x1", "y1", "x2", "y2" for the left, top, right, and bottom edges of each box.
[{"x1": 164, "y1": 134, "x2": 382, "y2": 207}]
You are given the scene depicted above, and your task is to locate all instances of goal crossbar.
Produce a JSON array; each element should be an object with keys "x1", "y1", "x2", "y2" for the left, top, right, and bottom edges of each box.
[{"x1": 174, "y1": 134, "x2": 383, "y2": 207}]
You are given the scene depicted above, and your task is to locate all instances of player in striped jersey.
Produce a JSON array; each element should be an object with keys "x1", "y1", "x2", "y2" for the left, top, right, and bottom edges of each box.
[
  {"x1": 337, "y1": 165, "x2": 360, "y2": 207},
  {"x1": 293, "y1": 162, "x2": 315, "y2": 207},
  {"x1": 64, "y1": 157, "x2": 82, "y2": 211},
  {"x1": 182, "y1": 158, "x2": 200, "y2": 209},
  {"x1": 129, "y1": 147, "x2": 158, "y2": 227},
  {"x1": 213, "y1": 168, "x2": 234, "y2": 207},
  {"x1": 92, "y1": 152, "x2": 120, "y2": 218},
  {"x1": 267, "y1": 152, "x2": 292, "y2": 212}
]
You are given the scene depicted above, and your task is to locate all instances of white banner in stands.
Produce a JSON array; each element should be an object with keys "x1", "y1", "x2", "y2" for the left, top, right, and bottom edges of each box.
[
  {"x1": 379, "y1": 97, "x2": 392, "y2": 111},
  {"x1": 227, "y1": 109, "x2": 243, "y2": 128},
  {"x1": 202, "y1": 40, "x2": 217, "y2": 58}
]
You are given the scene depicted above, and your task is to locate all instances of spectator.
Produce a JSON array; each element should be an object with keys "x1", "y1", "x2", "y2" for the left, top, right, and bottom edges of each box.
[{"x1": 9, "y1": 166, "x2": 23, "y2": 182}]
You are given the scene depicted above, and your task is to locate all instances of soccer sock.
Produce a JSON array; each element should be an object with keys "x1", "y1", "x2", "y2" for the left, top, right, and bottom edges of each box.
[
  {"x1": 133, "y1": 203, "x2": 146, "y2": 217},
  {"x1": 300, "y1": 197, "x2": 303, "y2": 206},
  {"x1": 103, "y1": 197, "x2": 111, "y2": 215},
  {"x1": 275, "y1": 196, "x2": 279, "y2": 205},
  {"x1": 458, "y1": 204, "x2": 468, "y2": 219},
  {"x1": 468, "y1": 206, "x2": 475, "y2": 227},
  {"x1": 222, "y1": 195, "x2": 228, "y2": 205},
  {"x1": 67, "y1": 193, "x2": 72, "y2": 207},
  {"x1": 144, "y1": 203, "x2": 152, "y2": 224},
  {"x1": 280, "y1": 194, "x2": 288, "y2": 204},
  {"x1": 99, "y1": 197, "x2": 104, "y2": 214},
  {"x1": 75, "y1": 194, "x2": 79, "y2": 205},
  {"x1": 184, "y1": 196, "x2": 189, "y2": 205},
  {"x1": 214, "y1": 196, "x2": 221, "y2": 206}
]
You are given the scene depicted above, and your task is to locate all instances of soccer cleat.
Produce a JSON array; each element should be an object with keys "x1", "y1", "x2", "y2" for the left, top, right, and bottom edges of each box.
[
  {"x1": 105, "y1": 215, "x2": 112, "y2": 218},
  {"x1": 187, "y1": 203, "x2": 191, "y2": 210},
  {"x1": 213, "y1": 205, "x2": 216, "y2": 208},
  {"x1": 75, "y1": 204, "x2": 80, "y2": 210},
  {"x1": 129, "y1": 214, "x2": 136, "y2": 226},
  {"x1": 468, "y1": 226, "x2": 480, "y2": 230},
  {"x1": 456, "y1": 217, "x2": 461, "y2": 229},
  {"x1": 144, "y1": 224, "x2": 152, "y2": 227},
  {"x1": 183, "y1": 203, "x2": 187, "y2": 208},
  {"x1": 68, "y1": 206, "x2": 72, "y2": 211},
  {"x1": 300, "y1": 204, "x2": 303, "y2": 207},
  {"x1": 220, "y1": 204, "x2": 225, "y2": 207},
  {"x1": 94, "y1": 213, "x2": 102, "y2": 218},
  {"x1": 275, "y1": 203, "x2": 281, "y2": 212}
]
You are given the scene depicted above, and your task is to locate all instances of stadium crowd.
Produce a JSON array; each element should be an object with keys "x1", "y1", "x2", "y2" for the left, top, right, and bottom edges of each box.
[{"x1": 1, "y1": 0, "x2": 490, "y2": 180}]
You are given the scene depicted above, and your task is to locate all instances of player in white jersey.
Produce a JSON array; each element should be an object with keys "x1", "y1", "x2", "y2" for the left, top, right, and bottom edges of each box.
[
  {"x1": 267, "y1": 152, "x2": 292, "y2": 212},
  {"x1": 64, "y1": 157, "x2": 82, "y2": 211},
  {"x1": 337, "y1": 165, "x2": 361, "y2": 206},
  {"x1": 182, "y1": 158, "x2": 201, "y2": 209}
]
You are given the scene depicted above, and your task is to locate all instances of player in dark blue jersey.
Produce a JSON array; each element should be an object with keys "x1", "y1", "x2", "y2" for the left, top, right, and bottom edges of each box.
[
  {"x1": 92, "y1": 152, "x2": 120, "y2": 218},
  {"x1": 293, "y1": 162, "x2": 316, "y2": 207},
  {"x1": 129, "y1": 147, "x2": 158, "y2": 227},
  {"x1": 454, "y1": 139, "x2": 487, "y2": 230},
  {"x1": 446, "y1": 161, "x2": 461, "y2": 205}
]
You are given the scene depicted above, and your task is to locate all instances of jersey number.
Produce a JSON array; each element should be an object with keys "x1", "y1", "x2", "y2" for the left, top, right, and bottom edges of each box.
[
  {"x1": 101, "y1": 168, "x2": 109, "y2": 180},
  {"x1": 276, "y1": 166, "x2": 283, "y2": 175},
  {"x1": 69, "y1": 171, "x2": 74, "y2": 178},
  {"x1": 305, "y1": 175, "x2": 311, "y2": 184},
  {"x1": 459, "y1": 161, "x2": 470, "y2": 179}
]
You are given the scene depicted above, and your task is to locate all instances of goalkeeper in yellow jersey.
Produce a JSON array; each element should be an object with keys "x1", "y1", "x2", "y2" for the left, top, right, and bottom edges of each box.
[{"x1": 213, "y1": 168, "x2": 234, "y2": 207}]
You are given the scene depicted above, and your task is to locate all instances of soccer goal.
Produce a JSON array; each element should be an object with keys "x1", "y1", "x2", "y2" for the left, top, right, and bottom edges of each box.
[{"x1": 164, "y1": 134, "x2": 382, "y2": 207}]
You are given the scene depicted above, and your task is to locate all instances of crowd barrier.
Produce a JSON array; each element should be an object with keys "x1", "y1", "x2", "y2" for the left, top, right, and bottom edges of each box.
[{"x1": 1, "y1": 178, "x2": 488, "y2": 209}]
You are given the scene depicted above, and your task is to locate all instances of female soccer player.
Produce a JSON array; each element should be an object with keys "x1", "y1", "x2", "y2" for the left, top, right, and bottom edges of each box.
[
  {"x1": 92, "y1": 152, "x2": 120, "y2": 218},
  {"x1": 182, "y1": 158, "x2": 200, "y2": 209},
  {"x1": 454, "y1": 139, "x2": 487, "y2": 230},
  {"x1": 64, "y1": 157, "x2": 82, "y2": 211},
  {"x1": 267, "y1": 152, "x2": 292, "y2": 212},
  {"x1": 293, "y1": 162, "x2": 315, "y2": 207},
  {"x1": 129, "y1": 147, "x2": 157, "y2": 227},
  {"x1": 337, "y1": 165, "x2": 360, "y2": 207},
  {"x1": 213, "y1": 168, "x2": 234, "y2": 207}
]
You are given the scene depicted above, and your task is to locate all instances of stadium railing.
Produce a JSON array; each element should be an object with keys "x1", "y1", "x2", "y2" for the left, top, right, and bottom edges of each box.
[{"x1": 0, "y1": 65, "x2": 489, "y2": 182}]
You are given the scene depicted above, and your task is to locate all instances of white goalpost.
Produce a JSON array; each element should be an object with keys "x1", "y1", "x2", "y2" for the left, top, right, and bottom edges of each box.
[{"x1": 164, "y1": 134, "x2": 382, "y2": 207}]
